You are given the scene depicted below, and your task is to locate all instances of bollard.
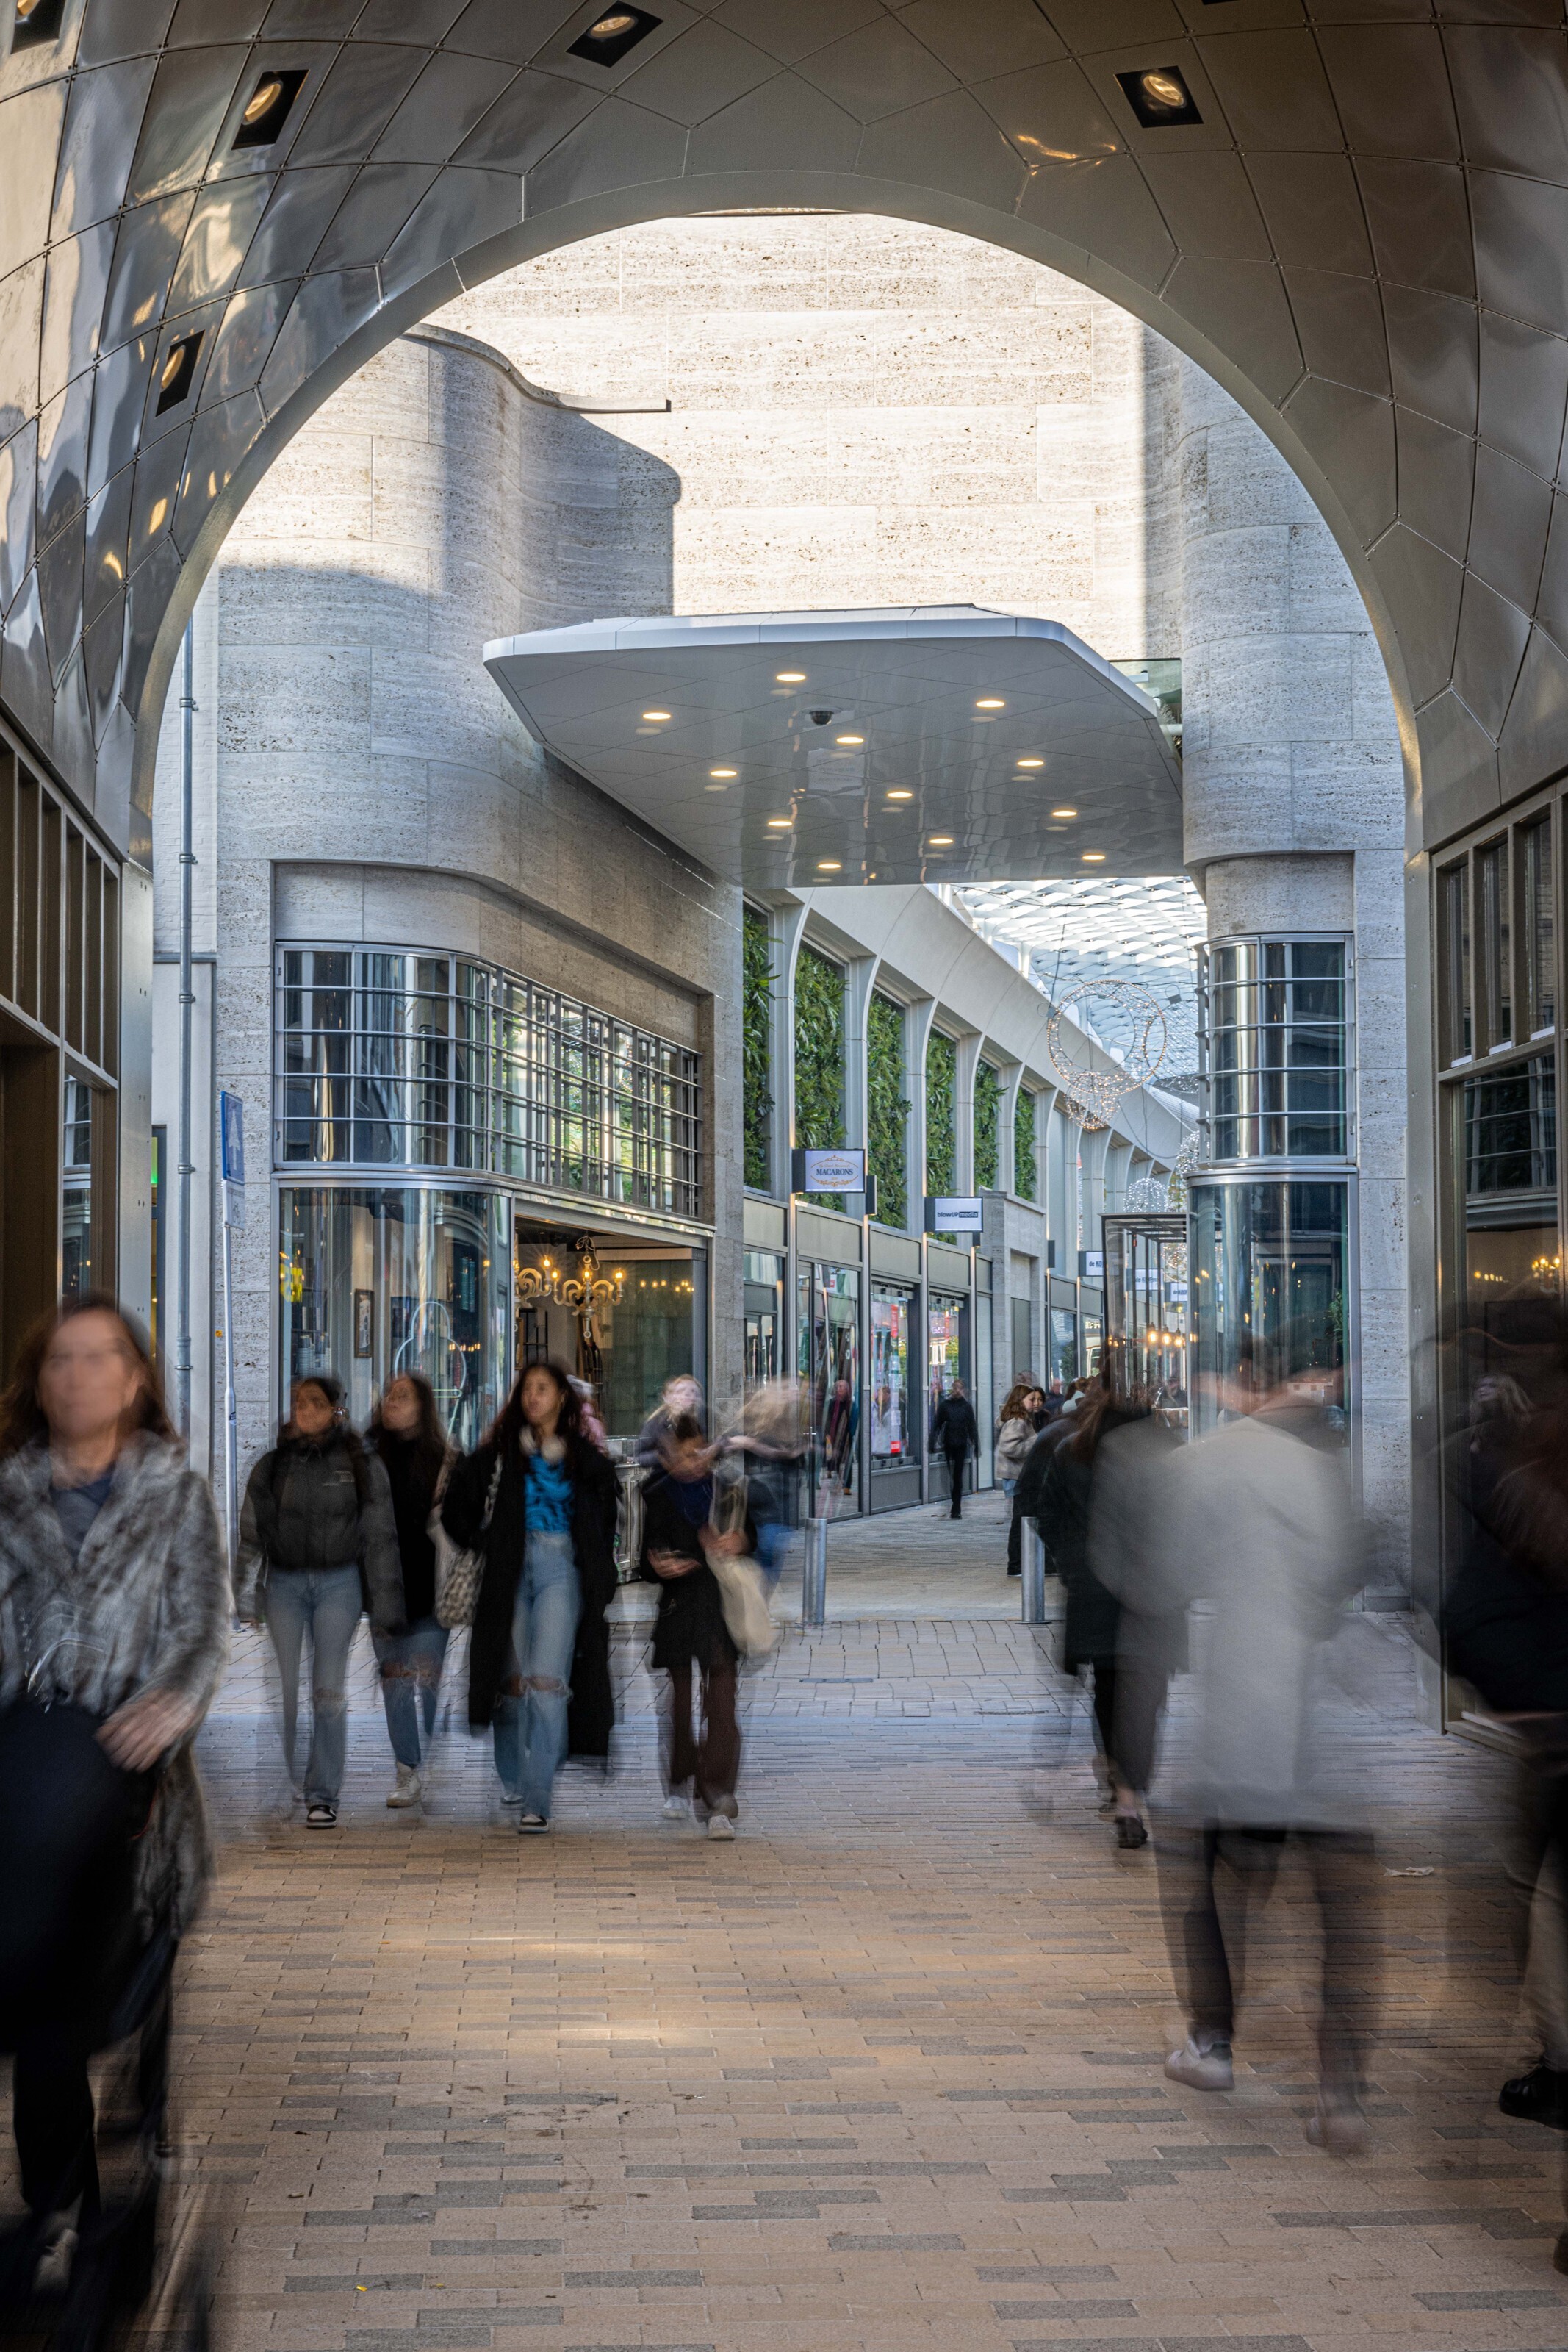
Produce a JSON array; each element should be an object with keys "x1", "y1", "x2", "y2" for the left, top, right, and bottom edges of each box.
[
  {"x1": 1021, "y1": 1519, "x2": 1046, "y2": 1626},
  {"x1": 802, "y1": 1515, "x2": 828, "y2": 1627}
]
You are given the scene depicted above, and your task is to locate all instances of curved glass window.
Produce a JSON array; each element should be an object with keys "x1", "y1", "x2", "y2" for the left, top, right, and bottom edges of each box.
[
  {"x1": 277, "y1": 944, "x2": 701, "y2": 1217},
  {"x1": 1190, "y1": 1177, "x2": 1349, "y2": 1439},
  {"x1": 1204, "y1": 936, "x2": 1350, "y2": 1161},
  {"x1": 278, "y1": 1186, "x2": 511, "y2": 1450}
]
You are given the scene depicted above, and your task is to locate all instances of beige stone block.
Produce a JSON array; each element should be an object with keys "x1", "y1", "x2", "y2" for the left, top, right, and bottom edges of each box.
[
  {"x1": 312, "y1": 337, "x2": 431, "y2": 445},
  {"x1": 218, "y1": 537, "x2": 434, "y2": 653},
  {"x1": 231, "y1": 430, "x2": 373, "y2": 544},
  {"x1": 871, "y1": 504, "x2": 1093, "y2": 615},
  {"x1": 672, "y1": 506, "x2": 877, "y2": 613},
  {"x1": 217, "y1": 643, "x2": 372, "y2": 759}
]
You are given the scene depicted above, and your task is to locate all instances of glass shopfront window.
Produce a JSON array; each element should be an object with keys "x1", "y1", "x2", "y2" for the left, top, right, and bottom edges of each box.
[
  {"x1": 1450, "y1": 1051, "x2": 1559, "y2": 1372},
  {"x1": 515, "y1": 1225, "x2": 704, "y2": 1444},
  {"x1": 62, "y1": 1078, "x2": 93, "y2": 1297},
  {"x1": 279, "y1": 1187, "x2": 511, "y2": 1449},
  {"x1": 1190, "y1": 1178, "x2": 1350, "y2": 1436},
  {"x1": 927, "y1": 1293, "x2": 968, "y2": 1431},
  {"x1": 798, "y1": 1262, "x2": 860, "y2": 1505},
  {"x1": 871, "y1": 1283, "x2": 915, "y2": 1464},
  {"x1": 1049, "y1": 1306, "x2": 1077, "y2": 1388},
  {"x1": 744, "y1": 1250, "x2": 785, "y2": 1395}
]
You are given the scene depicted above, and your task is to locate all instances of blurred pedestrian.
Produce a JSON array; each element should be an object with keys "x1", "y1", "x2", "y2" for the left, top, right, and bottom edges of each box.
[
  {"x1": 1037, "y1": 1380, "x2": 1149, "y2": 1846},
  {"x1": 443, "y1": 1360, "x2": 619, "y2": 1832},
  {"x1": 369, "y1": 1372, "x2": 450, "y2": 1810},
  {"x1": 569, "y1": 1375, "x2": 610, "y2": 1454},
  {"x1": 640, "y1": 1415, "x2": 755, "y2": 1839},
  {"x1": 1138, "y1": 1345, "x2": 1374, "y2": 2153},
  {"x1": 930, "y1": 1378, "x2": 978, "y2": 1519},
  {"x1": 636, "y1": 1374, "x2": 705, "y2": 1468},
  {"x1": 0, "y1": 1295, "x2": 228, "y2": 2290},
  {"x1": 996, "y1": 1382, "x2": 1046, "y2": 1577},
  {"x1": 239, "y1": 1373, "x2": 404, "y2": 1829},
  {"x1": 732, "y1": 1379, "x2": 804, "y2": 1593}
]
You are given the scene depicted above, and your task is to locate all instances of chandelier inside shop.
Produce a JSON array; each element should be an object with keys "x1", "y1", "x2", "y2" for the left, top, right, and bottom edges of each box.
[{"x1": 514, "y1": 1241, "x2": 626, "y2": 1317}]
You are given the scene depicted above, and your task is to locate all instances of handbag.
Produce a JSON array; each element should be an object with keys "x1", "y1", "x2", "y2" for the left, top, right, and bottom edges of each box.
[
  {"x1": 708, "y1": 1472, "x2": 777, "y2": 1663},
  {"x1": 434, "y1": 1452, "x2": 503, "y2": 1630}
]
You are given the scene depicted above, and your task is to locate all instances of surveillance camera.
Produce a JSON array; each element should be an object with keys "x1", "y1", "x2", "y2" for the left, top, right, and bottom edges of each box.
[{"x1": 808, "y1": 709, "x2": 835, "y2": 728}]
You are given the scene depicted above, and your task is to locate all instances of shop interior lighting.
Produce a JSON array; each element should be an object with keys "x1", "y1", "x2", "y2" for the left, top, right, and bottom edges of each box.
[
  {"x1": 817, "y1": 860, "x2": 841, "y2": 871},
  {"x1": 13, "y1": 0, "x2": 65, "y2": 47},
  {"x1": 568, "y1": 5, "x2": 661, "y2": 64},
  {"x1": 928, "y1": 835, "x2": 954, "y2": 847},
  {"x1": 1018, "y1": 757, "x2": 1044, "y2": 769},
  {"x1": 155, "y1": 332, "x2": 204, "y2": 415},
  {"x1": 775, "y1": 670, "x2": 806, "y2": 682},
  {"x1": 233, "y1": 68, "x2": 309, "y2": 148},
  {"x1": 1118, "y1": 65, "x2": 1203, "y2": 125},
  {"x1": 886, "y1": 789, "x2": 913, "y2": 800},
  {"x1": 1082, "y1": 850, "x2": 1107, "y2": 862},
  {"x1": 641, "y1": 709, "x2": 670, "y2": 721},
  {"x1": 709, "y1": 767, "x2": 737, "y2": 778},
  {"x1": 975, "y1": 697, "x2": 1006, "y2": 709},
  {"x1": 1051, "y1": 806, "x2": 1078, "y2": 819},
  {"x1": 766, "y1": 817, "x2": 792, "y2": 828}
]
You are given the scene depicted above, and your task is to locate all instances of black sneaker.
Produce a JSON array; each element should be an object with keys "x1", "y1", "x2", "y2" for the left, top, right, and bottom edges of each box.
[
  {"x1": 1500, "y1": 2061, "x2": 1568, "y2": 2128},
  {"x1": 306, "y1": 1802, "x2": 337, "y2": 1829}
]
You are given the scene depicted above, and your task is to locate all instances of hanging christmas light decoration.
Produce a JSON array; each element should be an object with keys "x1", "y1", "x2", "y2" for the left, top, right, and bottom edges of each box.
[{"x1": 1046, "y1": 980, "x2": 1169, "y2": 1130}]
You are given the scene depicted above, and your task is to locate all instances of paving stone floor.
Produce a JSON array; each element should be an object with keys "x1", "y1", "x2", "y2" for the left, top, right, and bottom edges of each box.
[{"x1": 87, "y1": 1566, "x2": 1568, "y2": 2352}]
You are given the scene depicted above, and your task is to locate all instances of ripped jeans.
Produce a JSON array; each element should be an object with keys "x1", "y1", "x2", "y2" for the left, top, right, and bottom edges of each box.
[
  {"x1": 492, "y1": 1531, "x2": 580, "y2": 1819},
  {"x1": 263, "y1": 1565, "x2": 362, "y2": 1806}
]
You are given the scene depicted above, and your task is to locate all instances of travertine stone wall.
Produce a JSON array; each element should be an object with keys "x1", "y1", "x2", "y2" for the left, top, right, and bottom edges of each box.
[
  {"x1": 434, "y1": 216, "x2": 1183, "y2": 659},
  {"x1": 155, "y1": 331, "x2": 744, "y2": 1469},
  {"x1": 1178, "y1": 359, "x2": 1409, "y2": 1589}
]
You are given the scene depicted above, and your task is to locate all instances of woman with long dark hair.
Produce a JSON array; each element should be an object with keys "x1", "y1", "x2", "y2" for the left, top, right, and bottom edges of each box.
[
  {"x1": 0, "y1": 1294, "x2": 228, "y2": 2292},
  {"x1": 442, "y1": 1360, "x2": 619, "y2": 1831},
  {"x1": 238, "y1": 1372, "x2": 403, "y2": 1829},
  {"x1": 369, "y1": 1372, "x2": 450, "y2": 1810}
]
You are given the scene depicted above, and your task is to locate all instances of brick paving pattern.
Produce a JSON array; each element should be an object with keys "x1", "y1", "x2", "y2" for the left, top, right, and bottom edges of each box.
[{"x1": 82, "y1": 1546, "x2": 1568, "y2": 2351}]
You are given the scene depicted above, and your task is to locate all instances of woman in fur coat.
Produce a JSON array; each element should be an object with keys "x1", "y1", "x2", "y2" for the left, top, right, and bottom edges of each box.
[{"x1": 0, "y1": 1292, "x2": 229, "y2": 2291}]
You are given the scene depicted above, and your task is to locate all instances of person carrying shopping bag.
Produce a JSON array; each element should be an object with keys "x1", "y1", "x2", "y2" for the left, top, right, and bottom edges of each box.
[
  {"x1": 442, "y1": 1360, "x2": 618, "y2": 1832},
  {"x1": 639, "y1": 1416, "x2": 760, "y2": 1840}
]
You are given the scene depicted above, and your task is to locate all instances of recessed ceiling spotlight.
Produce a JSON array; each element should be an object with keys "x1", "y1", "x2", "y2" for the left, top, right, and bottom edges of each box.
[
  {"x1": 234, "y1": 67, "x2": 309, "y2": 148},
  {"x1": 1051, "y1": 806, "x2": 1079, "y2": 819},
  {"x1": 817, "y1": 860, "x2": 842, "y2": 872},
  {"x1": 709, "y1": 767, "x2": 737, "y2": 778},
  {"x1": 775, "y1": 670, "x2": 806, "y2": 683},
  {"x1": 928, "y1": 835, "x2": 954, "y2": 847},
  {"x1": 1017, "y1": 757, "x2": 1044, "y2": 770},
  {"x1": 886, "y1": 789, "x2": 913, "y2": 801},
  {"x1": 834, "y1": 733, "x2": 863, "y2": 745},
  {"x1": 975, "y1": 697, "x2": 1005, "y2": 709},
  {"x1": 155, "y1": 331, "x2": 204, "y2": 415},
  {"x1": 641, "y1": 709, "x2": 671, "y2": 721},
  {"x1": 1082, "y1": 850, "x2": 1107, "y2": 863},
  {"x1": 766, "y1": 817, "x2": 792, "y2": 828},
  {"x1": 567, "y1": 5, "x2": 661, "y2": 65},
  {"x1": 13, "y1": 0, "x2": 66, "y2": 48},
  {"x1": 1118, "y1": 64, "x2": 1203, "y2": 126}
]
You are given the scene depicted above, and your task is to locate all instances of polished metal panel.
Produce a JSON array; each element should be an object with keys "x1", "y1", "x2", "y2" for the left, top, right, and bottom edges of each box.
[
  {"x1": 483, "y1": 607, "x2": 1184, "y2": 888},
  {"x1": 5, "y1": 0, "x2": 1568, "y2": 858}
]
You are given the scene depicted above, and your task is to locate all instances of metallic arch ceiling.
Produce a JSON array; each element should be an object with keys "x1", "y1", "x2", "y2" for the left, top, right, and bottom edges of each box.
[{"x1": 1, "y1": 0, "x2": 1565, "y2": 863}]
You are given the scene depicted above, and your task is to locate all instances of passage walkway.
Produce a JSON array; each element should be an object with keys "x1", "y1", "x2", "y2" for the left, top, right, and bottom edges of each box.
[{"x1": 165, "y1": 1596, "x2": 1564, "y2": 2352}]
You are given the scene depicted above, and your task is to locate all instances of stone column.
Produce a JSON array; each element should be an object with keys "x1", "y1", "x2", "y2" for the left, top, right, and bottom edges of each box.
[{"x1": 1178, "y1": 359, "x2": 1409, "y2": 1593}]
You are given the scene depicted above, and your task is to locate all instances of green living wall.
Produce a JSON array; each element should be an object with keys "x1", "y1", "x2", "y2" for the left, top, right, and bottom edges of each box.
[
  {"x1": 1014, "y1": 1088, "x2": 1037, "y2": 1201},
  {"x1": 925, "y1": 1030, "x2": 957, "y2": 1197},
  {"x1": 974, "y1": 1061, "x2": 1001, "y2": 1191},
  {"x1": 794, "y1": 945, "x2": 846, "y2": 1207},
  {"x1": 867, "y1": 992, "x2": 910, "y2": 1227},
  {"x1": 742, "y1": 906, "x2": 773, "y2": 1190}
]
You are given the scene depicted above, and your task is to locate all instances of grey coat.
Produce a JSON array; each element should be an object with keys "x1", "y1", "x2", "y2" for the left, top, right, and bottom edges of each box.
[
  {"x1": 0, "y1": 1434, "x2": 230, "y2": 1936},
  {"x1": 237, "y1": 1429, "x2": 404, "y2": 1633}
]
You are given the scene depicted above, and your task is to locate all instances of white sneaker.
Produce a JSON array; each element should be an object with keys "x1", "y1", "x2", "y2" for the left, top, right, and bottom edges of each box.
[
  {"x1": 32, "y1": 2211, "x2": 78, "y2": 2297},
  {"x1": 518, "y1": 1813, "x2": 550, "y2": 1834},
  {"x1": 662, "y1": 1793, "x2": 692, "y2": 1820},
  {"x1": 386, "y1": 1764, "x2": 422, "y2": 1809},
  {"x1": 707, "y1": 1812, "x2": 736, "y2": 1841},
  {"x1": 305, "y1": 1801, "x2": 337, "y2": 1829},
  {"x1": 1164, "y1": 2032, "x2": 1233, "y2": 2091}
]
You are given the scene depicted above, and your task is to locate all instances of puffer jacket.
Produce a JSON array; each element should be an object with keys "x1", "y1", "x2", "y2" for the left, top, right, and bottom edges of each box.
[
  {"x1": 0, "y1": 1433, "x2": 230, "y2": 1937},
  {"x1": 239, "y1": 1427, "x2": 404, "y2": 1634},
  {"x1": 995, "y1": 1415, "x2": 1036, "y2": 1481}
]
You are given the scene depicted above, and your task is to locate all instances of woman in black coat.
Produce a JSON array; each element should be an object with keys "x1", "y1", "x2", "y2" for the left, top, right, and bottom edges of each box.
[
  {"x1": 1036, "y1": 1384, "x2": 1146, "y2": 1846},
  {"x1": 639, "y1": 1414, "x2": 756, "y2": 1840},
  {"x1": 442, "y1": 1359, "x2": 619, "y2": 1832}
]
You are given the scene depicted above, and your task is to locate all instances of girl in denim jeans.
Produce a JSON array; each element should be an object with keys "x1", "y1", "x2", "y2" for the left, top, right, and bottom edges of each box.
[{"x1": 442, "y1": 1360, "x2": 618, "y2": 1832}]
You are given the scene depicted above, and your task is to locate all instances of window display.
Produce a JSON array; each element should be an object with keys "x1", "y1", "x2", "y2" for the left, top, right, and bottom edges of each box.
[
  {"x1": 744, "y1": 1250, "x2": 785, "y2": 1395},
  {"x1": 1190, "y1": 1178, "x2": 1348, "y2": 1437},
  {"x1": 799, "y1": 1263, "x2": 860, "y2": 1504},
  {"x1": 278, "y1": 1187, "x2": 511, "y2": 1449},
  {"x1": 927, "y1": 1293, "x2": 967, "y2": 1430},
  {"x1": 870, "y1": 1284, "x2": 914, "y2": 1463}
]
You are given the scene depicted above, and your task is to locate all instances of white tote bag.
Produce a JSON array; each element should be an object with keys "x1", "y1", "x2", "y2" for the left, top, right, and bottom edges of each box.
[{"x1": 708, "y1": 1470, "x2": 777, "y2": 1663}]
